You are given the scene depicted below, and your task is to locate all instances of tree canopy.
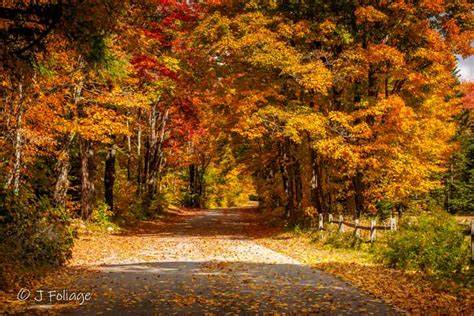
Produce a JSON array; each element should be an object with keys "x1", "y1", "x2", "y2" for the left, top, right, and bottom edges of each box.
[{"x1": 0, "y1": 0, "x2": 473, "y2": 290}]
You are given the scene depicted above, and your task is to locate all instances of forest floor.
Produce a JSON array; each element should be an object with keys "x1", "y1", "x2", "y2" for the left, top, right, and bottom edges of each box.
[{"x1": 2, "y1": 207, "x2": 399, "y2": 315}]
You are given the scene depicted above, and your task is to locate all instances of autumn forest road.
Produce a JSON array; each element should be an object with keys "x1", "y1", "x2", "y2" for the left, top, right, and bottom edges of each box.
[{"x1": 29, "y1": 208, "x2": 399, "y2": 315}]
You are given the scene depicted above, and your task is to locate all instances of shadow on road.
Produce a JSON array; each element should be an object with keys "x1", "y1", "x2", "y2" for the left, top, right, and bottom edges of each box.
[{"x1": 118, "y1": 207, "x2": 276, "y2": 239}]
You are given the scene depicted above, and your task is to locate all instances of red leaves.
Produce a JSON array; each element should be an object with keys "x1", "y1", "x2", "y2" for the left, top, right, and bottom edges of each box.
[
  {"x1": 130, "y1": 55, "x2": 158, "y2": 82},
  {"x1": 130, "y1": 55, "x2": 178, "y2": 82},
  {"x1": 168, "y1": 97, "x2": 204, "y2": 142},
  {"x1": 130, "y1": 1, "x2": 204, "y2": 169},
  {"x1": 143, "y1": 29, "x2": 164, "y2": 43},
  {"x1": 159, "y1": 65, "x2": 178, "y2": 80},
  {"x1": 146, "y1": 0, "x2": 198, "y2": 29},
  {"x1": 133, "y1": 0, "x2": 200, "y2": 82},
  {"x1": 130, "y1": 55, "x2": 157, "y2": 68},
  {"x1": 161, "y1": 11, "x2": 196, "y2": 27}
]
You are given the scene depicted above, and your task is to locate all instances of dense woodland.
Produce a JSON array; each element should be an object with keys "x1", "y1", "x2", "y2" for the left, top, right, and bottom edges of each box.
[{"x1": 0, "y1": 0, "x2": 473, "y2": 288}]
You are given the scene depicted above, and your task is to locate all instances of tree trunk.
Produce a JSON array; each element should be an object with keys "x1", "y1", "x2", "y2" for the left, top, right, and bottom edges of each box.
[
  {"x1": 104, "y1": 144, "x2": 116, "y2": 212},
  {"x1": 146, "y1": 107, "x2": 169, "y2": 200},
  {"x1": 287, "y1": 142, "x2": 303, "y2": 223},
  {"x1": 4, "y1": 82, "x2": 24, "y2": 195},
  {"x1": 80, "y1": 138, "x2": 95, "y2": 219},
  {"x1": 187, "y1": 154, "x2": 210, "y2": 209},
  {"x1": 53, "y1": 134, "x2": 74, "y2": 207},
  {"x1": 53, "y1": 154, "x2": 71, "y2": 207},
  {"x1": 144, "y1": 102, "x2": 157, "y2": 199},
  {"x1": 197, "y1": 161, "x2": 206, "y2": 206},
  {"x1": 53, "y1": 82, "x2": 82, "y2": 207},
  {"x1": 143, "y1": 137, "x2": 150, "y2": 196},
  {"x1": 126, "y1": 120, "x2": 132, "y2": 182},
  {"x1": 310, "y1": 148, "x2": 323, "y2": 214},
  {"x1": 278, "y1": 142, "x2": 290, "y2": 217},
  {"x1": 137, "y1": 127, "x2": 142, "y2": 197},
  {"x1": 293, "y1": 151, "x2": 303, "y2": 219},
  {"x1": 189, "y1": 163, "x2": 196, "y2": 207},
  {"x1": 352, "y1": 170, "x2": 364, "y2": 219},
  {"x1": 285, "y1": 140, "x2": 296, "y2": 221}
]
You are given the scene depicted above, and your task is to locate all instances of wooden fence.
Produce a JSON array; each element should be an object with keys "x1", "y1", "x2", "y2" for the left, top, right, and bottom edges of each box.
[
  {"x1": 315, "y1": 214, "x2": 396, "y2": 242},
  {"x1": 315, "y1": 214, "x2": 474, "y2": 261}
]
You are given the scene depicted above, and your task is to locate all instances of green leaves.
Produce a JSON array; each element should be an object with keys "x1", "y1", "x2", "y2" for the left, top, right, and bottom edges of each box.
[{"x1": 379, "y1": 212, "x2": 470, "y2": 276}]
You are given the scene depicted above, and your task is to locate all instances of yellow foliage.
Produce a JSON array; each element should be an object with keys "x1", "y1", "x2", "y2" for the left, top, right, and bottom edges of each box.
[{"x1": 355, "y1": 6, "x2": 388, "y2": 24}]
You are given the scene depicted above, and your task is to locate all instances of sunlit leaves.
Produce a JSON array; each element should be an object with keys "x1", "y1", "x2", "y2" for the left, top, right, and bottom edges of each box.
[
  {"x1": 355, "y1": 6, "x2": 388, "y2": 24},
  {"x1": 190, "y1": 0, "x2": 472, "y2": 214}
]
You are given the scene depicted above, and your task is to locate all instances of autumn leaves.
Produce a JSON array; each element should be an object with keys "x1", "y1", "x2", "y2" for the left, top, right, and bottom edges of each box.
[{"x1": 192, "y1": 1, "x2": 473, "y2": 220}]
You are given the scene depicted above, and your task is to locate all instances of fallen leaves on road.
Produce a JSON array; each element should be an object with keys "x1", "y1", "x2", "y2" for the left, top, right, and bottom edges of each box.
[{"x1": 2, "y1": 207, "x2": 471, "y2": 314}]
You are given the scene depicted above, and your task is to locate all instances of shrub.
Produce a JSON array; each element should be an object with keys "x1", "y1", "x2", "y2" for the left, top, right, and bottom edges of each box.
[
  {"x1": 0, "y1": 190, "x2": 75, "y2": 289},
  {"x1": 308, "y1": 225, "x2": 362, "y2": 250},
  {"x1": 91, "y1": 202, "x2": 120, "y2": 231},
  {"x1": 375, "y1": 200, "x2": 393, "y2": 221},
  {"x1": 324, "y1": 227, "x2": 363, "y2": 250},
  {"x1": 378, "y1": 212, "x2": 470, "y2": 276}
]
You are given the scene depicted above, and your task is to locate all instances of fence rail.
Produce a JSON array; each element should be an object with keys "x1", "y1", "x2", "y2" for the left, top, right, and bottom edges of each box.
[
  {"x1": 316, "y1": 214, "x2": 396, "y2": 242},
  {"x1": 315, "y1": 214, "x2": 474, "y2": 261}
]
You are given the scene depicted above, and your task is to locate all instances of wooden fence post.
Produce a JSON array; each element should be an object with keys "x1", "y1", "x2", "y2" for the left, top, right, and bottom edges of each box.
[
  {"x1": 355, "y1": 219, "x2": 360, "y2": 238},
  {"x1": 390, "y1": 217, "x2": 397, "y2": 231},
  {"x1": 370, "y1": 219, "x2": 376, "y2": 242},
  {"x1": 339, "y1": 215, "x2": 344, "y2": 233},
  {"x1": 319, "y1": 214, "x2": 324, "y2": 230}
]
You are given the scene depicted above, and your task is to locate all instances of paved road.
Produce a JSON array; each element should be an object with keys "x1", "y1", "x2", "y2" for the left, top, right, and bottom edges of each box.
[{"x1": 27, "y1": 208, "x2": 398, "y2": 315}]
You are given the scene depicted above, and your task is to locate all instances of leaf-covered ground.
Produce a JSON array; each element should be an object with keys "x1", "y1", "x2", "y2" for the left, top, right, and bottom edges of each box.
[
  {"x1": 1, "y1": 207, "x2": 398, "y2": 315},
  {"x1": 248, "y1": 213, "x2": 474, "y2": 314}
]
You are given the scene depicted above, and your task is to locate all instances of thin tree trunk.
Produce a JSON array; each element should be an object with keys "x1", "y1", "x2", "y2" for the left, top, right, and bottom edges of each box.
[
  {"x1": 137, "y1": 127, "x2": 142, "y2": 197},
  {"x1": 144, "y1": 103, "x2": 156, "y2": 195},
  {"x1": 287, "y1": 141, "x2": 303, "y2": 223},
  {"x1": 143, "y1": 137, "x2": 150, "y2": 195},
  {"x1": 310, "y1": 148, "x2": 323, "y2": 214},
  {"x1": 53, "y1": 82, "x2": 82, "y2": 207},
  {"x1": 293, "y1": 151, "x2": 303, "y2": 218},
  {"x1": 53, "y1": 134, "x2": 74, "y2": 207},
  {"x1": 196, "y1": 154, "x2": 211, "y2": 208},
  {"x1": 146, "y1": 106, "x2": 169, "y2": 200},
  {"x1": 195, "y1": 164, "x2": 200, "y2": 207},
  {"x1": 187, "y1": 156, "x2": 209, "y2": 209},
  {"x1": 80, "y1": 138, "x2": 95, "y2": 219},
  {"x1": 142, "y1": 102, "x2": 157, "y2": 204},
  {"x1": 353, "y1": 170, "x2": 364, "y2": 219},
  {"x1": 154, "y1": 108, "x2": 169, "y2": 183},
  {"x1": 126, "y1": 120, "x2": 132, "y2": 181},
  {"x1": 285, "y1": 140, "x2": 296, "y2": 220},
  {"x1": 278, "y1": 142, "x2": 290, "y2": 217},
  {"x1": 189, "y1": 164, "x2": 196, "y2": 207},
  {"x1": 104, "y1": 144, "x2": 116, "y2": 212},
  {"x1": 4, "y1": 82, "x2": 24, "y2": 195}
]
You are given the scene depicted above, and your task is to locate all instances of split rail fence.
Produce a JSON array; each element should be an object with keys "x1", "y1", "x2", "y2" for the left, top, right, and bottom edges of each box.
[{"x1": 314, "y1": 214, "x2": 396, "y2": 243}]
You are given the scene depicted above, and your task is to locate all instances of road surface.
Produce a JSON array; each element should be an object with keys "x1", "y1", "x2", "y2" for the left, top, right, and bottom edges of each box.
[{"x1": 26, "y1": 208, "x2": 398, "y2": 315}]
